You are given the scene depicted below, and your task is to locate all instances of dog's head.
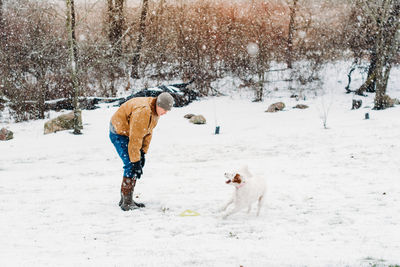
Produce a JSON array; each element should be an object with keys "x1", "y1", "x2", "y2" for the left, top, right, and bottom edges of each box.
[
  {"x1": 224, "y1": 172, "x2": 243, "y2": 186},
  {"x1": 224, "y1": 166, "x2": 251, "y2": 187}
]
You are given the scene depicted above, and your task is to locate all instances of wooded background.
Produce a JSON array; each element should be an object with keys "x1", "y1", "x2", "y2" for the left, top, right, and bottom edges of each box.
[{"x1": 0, "y1": 0, "x2": 399, "y2": 121}]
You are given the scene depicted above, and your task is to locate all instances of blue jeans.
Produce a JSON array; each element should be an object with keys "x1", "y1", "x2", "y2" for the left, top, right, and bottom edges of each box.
[{"x1": 109, "y1": 131, "x2": 135, "y2": 178}]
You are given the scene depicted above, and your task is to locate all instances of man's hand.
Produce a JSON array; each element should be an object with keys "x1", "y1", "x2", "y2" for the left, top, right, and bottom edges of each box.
[
  {"x1": 140, "y1": 150, "x2": 146, "y2": 168},
  {"x1": 132, "y1": 161, "x2": 143, "y2": 179}
]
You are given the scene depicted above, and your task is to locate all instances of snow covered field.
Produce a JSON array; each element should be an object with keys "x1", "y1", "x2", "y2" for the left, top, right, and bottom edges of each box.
[{"x1": 1, "y1": 65, "x2": 400, "y2": 267}]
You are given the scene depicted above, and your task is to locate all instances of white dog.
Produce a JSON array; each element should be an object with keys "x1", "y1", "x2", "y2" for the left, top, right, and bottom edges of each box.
[{"x1": 221, "y1": 166, "x2": 266, "y2": 219}]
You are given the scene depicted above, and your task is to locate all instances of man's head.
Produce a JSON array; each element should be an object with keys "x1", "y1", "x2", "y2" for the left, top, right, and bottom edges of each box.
[{"x1": 156, "y1": 92, "x2": 174, "y2": 116}]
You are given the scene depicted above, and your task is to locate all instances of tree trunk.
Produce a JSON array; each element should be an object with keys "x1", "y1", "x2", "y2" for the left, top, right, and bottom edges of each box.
[
  {"x1": 107, "y1": 0, "x2": 125, "y2": 57},
  {"x1": 355, "y1": 0, "x2": 399, "y2": 105},
  {"x1": 372, "y1": 54, "x2": 385, "y2": 109},
  {"x1": 373, "y1": 0, "x2": 400, "y2": 109},
  {"x1": 365, "y1": 46, "x2": 377, "y2": 93},
  {"x1": 0, "y1": 0, "x2": 4, "y2": 42},
  {"x1": 66, "y1": 0, "x2": 81, "y2": 134},
  {"x1": 35, "y1": 72, "x2": 46, "y2": 120},
  {"x1": 286, "y1": 0, "x2": 298, "y2": 69},
  {"x1": 371, "y1": 17, "x2": 388, "y2": 109},
  {"x1": 255, "y1": 71, "x2": 264, "y2": 102},
  {"x1": 355, "y1": 70, "x2": 375, "y2": 96},
  {"x1": 254, "y1": 54, "x2": 266, "y2": 102},
  {"x1": 130, "y1": 0, "x2": 149, "y2": 79},
  {"x1": 0, "y1": 0, "x2": 3, "y2": 29}
]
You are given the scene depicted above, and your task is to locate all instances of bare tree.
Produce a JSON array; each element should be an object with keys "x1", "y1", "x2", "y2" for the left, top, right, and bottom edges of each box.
[
  {"x1": 317, "y1": 86, "x2": 334, "y2": 129},
  {"x1": 354, "y1": 0, "x2": 400, "y2": 109},
  {"x1": 0, "y1": 1, "x2": 69, "y2": 121},
  {"x1": 105, "y1": 0, "x2": 126, "y2": 96},
  {"x1": 0, "y1": 0, "x2": 3, "y2": 35},
  {"x1": 0, "y1": 0, "x2": 4, "y2": 102},
  {"x1": 0, "y1": 0, "x2": 3, "y2": 69},
  {"x1": 246, "y1": 1, "x2": 287, "y2": 101},
  {"x1": 107, "y1": 0, "x2": 125, "y2": 56},
  {"x1": 66, "y1": 0, "x2": 81, "y2": 134},
  {"x1": 286, "y1": 0, "x2": 298, "y2": 69},
  {"x1": 130, "y1": 0, "x2": 149, "y2": 79}
]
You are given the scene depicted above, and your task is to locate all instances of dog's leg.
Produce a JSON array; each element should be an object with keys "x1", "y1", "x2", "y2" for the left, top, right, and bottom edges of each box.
[
  {"x1": 222, "y1": 204, "x2": 242, "y2": 219},
  {"x1": 256, "y1": 195, "x2": 265, "y2": 216},
  {"x1": 220, "y1": 198, "x2": 234, "y2": 212}
]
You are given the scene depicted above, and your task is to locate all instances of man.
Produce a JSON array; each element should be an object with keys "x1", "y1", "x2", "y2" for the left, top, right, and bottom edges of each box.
[{"x1": 109, "y1": 92, "x2": 174, "y2": 211}]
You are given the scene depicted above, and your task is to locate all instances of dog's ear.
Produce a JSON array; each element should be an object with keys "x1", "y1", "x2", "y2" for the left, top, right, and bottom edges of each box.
[{"x1": 233, "y1": 173, "x2": 242, "y2": 184}]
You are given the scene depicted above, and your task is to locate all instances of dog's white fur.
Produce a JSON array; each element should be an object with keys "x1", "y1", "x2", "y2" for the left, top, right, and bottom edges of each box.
[{"x1": 221, "y1": 166, "x2": 266, "y2": 219}]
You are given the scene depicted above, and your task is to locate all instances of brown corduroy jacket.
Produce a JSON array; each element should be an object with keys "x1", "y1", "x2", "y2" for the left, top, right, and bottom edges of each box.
[{"x1": 110, "y1": 97, "x2": 159, "y2": 163}]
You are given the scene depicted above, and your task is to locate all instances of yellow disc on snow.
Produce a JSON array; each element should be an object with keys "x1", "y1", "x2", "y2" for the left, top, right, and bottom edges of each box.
[{"x1": 179, "y1": 209, "x2": 200, "y2": 217}]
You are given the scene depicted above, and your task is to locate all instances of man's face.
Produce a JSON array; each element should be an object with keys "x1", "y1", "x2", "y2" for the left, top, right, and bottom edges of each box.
[{"x1": 156, "y1": 105, "x2": 168, "y2": 116}]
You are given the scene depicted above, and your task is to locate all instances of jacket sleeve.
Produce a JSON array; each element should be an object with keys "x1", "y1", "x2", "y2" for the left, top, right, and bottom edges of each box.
[
  {"x1": 127, "y1": 107, "x2": 151, "y2": 163},
  {"x1": 142, "y1": 133, "x2": 153, "y2": 154}
]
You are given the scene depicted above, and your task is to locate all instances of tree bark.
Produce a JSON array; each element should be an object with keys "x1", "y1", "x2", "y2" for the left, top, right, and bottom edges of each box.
[
  {"x1": 287, "y1": 0, "x2": 298, "y2": 69},
  {"x1": 107, "y1": 0, "x2": 125, "y2": 57},
  {"x1": 66, "y1": 0, "x2": 81, "y2": 134},
  {"x1": 354, "y1": 0, "x2": 399, "y2": 107},
  {"x1": 365, "y1": 46, "x2": 377, "y2": 93},
  {"x1": 0, "y1": 0, "x2": 4, "y2": 42},
  {"x1": 130, "y1": 0, "x2": 149, "y2": 79},
  {"x1": 0, "y1": 0, "x2": 3, "y2": 28},
  {"x1": 373, "y1": 0, "x2": 400, "y2": 109}
]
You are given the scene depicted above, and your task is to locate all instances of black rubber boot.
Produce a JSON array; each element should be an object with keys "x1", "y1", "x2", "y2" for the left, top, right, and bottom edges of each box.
[
  {"x1": 119, "y1": 197, "x2": 145, "y2": 208},
  {"x1": 120, "y1": 177, "x2": 139, "y2": 211},
  {"x1": 133, "y1": 200, "x2": 145, "y2": 208}
]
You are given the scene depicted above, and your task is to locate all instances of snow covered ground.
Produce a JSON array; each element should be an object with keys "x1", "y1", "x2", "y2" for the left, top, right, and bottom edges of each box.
[{"x1": 1, "y1": 65, "x2": 400, "y2": 267}]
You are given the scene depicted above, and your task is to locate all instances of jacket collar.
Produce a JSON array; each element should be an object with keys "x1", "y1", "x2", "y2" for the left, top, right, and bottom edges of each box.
[{"x1": 150, "y1": 97, "x2": 158, "y2": 116}]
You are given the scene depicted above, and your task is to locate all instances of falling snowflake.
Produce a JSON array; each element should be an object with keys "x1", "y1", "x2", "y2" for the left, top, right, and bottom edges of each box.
[{"x1": 246, "y1": 42, "x2": 259, "y2": 57}]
